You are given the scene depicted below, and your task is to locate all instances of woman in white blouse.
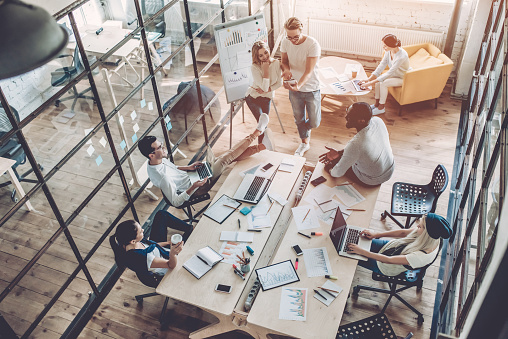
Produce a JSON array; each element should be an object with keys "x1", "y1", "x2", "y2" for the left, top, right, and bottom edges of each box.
[
  {"x1": 359, "y1": 34, "x2": 410, "y2": 115},
  {"x1": 245, "y1": 41, "x2": 282, "y2": 147}
]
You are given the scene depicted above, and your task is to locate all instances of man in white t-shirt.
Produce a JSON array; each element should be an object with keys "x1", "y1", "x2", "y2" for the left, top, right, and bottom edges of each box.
[
  {"x1": 319, "y1": 102, "x2": 394, "y2": 186},
  {"x1": 280, "y1": 17, "x2": 322, "y2": 157}
]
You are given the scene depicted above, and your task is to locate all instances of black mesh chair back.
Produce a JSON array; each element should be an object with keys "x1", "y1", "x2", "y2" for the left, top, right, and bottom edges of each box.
[
  {"x1": 337, "y1": 313, "x2": 412, "y2": 339},
  {"x1": 384, "y1": 164, "x2": 448, "y2": 228}
]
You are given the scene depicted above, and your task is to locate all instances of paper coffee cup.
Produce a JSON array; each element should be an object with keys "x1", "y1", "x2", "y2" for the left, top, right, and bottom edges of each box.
[{"x1": 171, "y1": 234, "x2": 182, "y2": 245}]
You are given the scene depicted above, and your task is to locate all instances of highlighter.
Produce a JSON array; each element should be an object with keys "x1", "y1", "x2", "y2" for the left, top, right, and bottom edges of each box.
[
  {"x1": 246, "y1": 245, "x2": 254, "y2": 255},
  {"x1": 325, "y1": 274, "x2": 338, "y2": 280},
  {"x1": 311, "y1": 232, "x2": 323, "y2": 236},
  {"x1": 295, "y1": 258, "x2": 299, "y2": 270}
]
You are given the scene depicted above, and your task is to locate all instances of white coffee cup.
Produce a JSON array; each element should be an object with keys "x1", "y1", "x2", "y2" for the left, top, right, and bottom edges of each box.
[{"x1": 171, "y1": 234, "x2": 183, "y2": 245}]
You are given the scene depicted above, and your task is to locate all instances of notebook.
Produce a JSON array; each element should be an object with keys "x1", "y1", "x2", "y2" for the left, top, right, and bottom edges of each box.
[
  {"x1": 220, "y1": 231, "x2": 254, "y2": 243},
  {"x1": 183, "y1": 246, "x2": 224, "y2": 279}
]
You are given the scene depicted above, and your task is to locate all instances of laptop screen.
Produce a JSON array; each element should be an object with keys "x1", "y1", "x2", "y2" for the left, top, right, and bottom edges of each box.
[{"x1": 330, "y1": 205, "x2": 348, "y2": 253}]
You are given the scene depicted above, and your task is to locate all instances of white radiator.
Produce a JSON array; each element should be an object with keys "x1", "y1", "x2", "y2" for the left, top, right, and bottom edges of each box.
[{"x1": 307, "y1": 19, "x2": 445, "y2": 57}]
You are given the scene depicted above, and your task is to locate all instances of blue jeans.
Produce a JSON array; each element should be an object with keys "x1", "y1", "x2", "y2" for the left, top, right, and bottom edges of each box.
[
  {"x1": 149, "y1": 210, "x2": 193, "y2": 243},
  {"x1": 245, "y1": 95, "x2": 271, "y2": 143},
  {"x1": 358, "y1": 239, "x2": 390, "y2": 274},
  {"x1": 288, "y1": 90, "x2": 321, "y2": 139}
]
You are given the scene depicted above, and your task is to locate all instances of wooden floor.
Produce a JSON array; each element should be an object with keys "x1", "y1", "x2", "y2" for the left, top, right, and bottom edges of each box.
[{"x1": 0, "y1": 49, "x2": 461, "y2": 339}]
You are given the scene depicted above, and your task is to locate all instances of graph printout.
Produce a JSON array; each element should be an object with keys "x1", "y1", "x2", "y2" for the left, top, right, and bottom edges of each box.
[
  {"x1": 279, "y1": 287, "x2": 308, "y2": 321},
  {"x1": 302, "y1": 247, "x2": 333, "y2": 277},
  {"x1": 256, "y1": 260, "x2": 300, "y2": 291},
  {"x1": 333, "y1": 184, "x2": 365, "y2": 207}
]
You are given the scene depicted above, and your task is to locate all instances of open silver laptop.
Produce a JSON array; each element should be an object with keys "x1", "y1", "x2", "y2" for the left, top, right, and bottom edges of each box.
[
  {"x1": 233, "y1": 166, "x2": 278, "y2": 204},
  {"x1": 351, "y1": 79, "x2": 364, "y2": 92},
  {"x1": 187, "y1": 161, "x2": 213, "y2": 184},
  {"x1": 329, "y1": 205, "x2": 371, "y2": 261}
]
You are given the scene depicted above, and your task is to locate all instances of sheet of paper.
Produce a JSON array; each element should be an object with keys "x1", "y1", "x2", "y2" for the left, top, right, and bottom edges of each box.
[
  {"x1": 319, "y1": 67, "x2": 339, "y2": 79},
  {"x1": 313, "y1": 280, "x2": 343, "y2": 306},
  {"x1": 99, "y1": 137, "x2": 107, "y2": 147},
  {"x1": 333, "y1": 184, "x2": 365, "y2": 207},
  {"x1": 86, "y1": 145, "x2": 95, "y2": 156},
  {"x1": 130, "y1": 110, "x2": 137, "y2": 120},
  {"x1": 267, "y1": 192, "x2": 288, "y2": 206},
  {"x1": 218, "y1": 241, "x2": 248, "y2": 265},
  {"x1": 316, "y1": 200, "x2": 351, "y2": 225},
  {"x1": 240, "y1": 164, "x2": 260, "y2": 177},
  {"x1": 279, "y1": 288, "x2": 308, "y2": 321},
  {"x1": 303, "y1": 184, "x2": 336, "y2": 206},
  {"x1": 236, "y1": 50, "x2": 251, "y2": 68},
  {"x1": 148, "y1": 102, "x2": 153, "y2": 110},
  {"x1": 292, "y1": 205, "x2": 319, "y2": 231},
  {"x1": 84, "y1": 128, "x2": 93, "y2": 145},
  {"x1": 248, "y1": 203, "x2": 272, "y2": 228},
  {"x1": 329, "y1": 81, "x2": 347, "y2": 94},
  {"x1": 337, "y1": 73, "x2": 349, "y2": 82},
  {"x1": 302, "y1": 247, "x2": 333, "y2": 277},
  {"x1": 279, "y1": 157, "x2": 295, "y2": 173},
  {"x1": 224, "y1": 70, "x2": 250, "y2": 88},
  {"x1": 140, "y1": 99, "x2": 146, "y2": 108},
  {"x1": 204, "y1": 195, "x2": 241, "y2": 223}
]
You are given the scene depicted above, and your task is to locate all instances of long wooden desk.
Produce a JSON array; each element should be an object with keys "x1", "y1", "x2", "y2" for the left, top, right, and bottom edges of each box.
[
  {"x1": 156, "y1": 151, "x2": 306, "y2": 337},
  {"x1": 247, "y1": 162, "x2": 380, "y2": 338}
]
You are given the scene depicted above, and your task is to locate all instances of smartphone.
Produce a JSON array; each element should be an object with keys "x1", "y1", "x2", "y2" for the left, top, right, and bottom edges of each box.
[
  {"x1": 215, "y1": 284, "x2": 232, "y2": 293},
  {"x1": 261, "y1": 163, "x2": 273, "y2": 172},
  {"x1": 284, "y1": 79, "x2": 297, "y2": 85},
  {"x1": 311, "y1": 176, "x2": 327, "y2": 187},
  {"x1": 292, "y1": 244, "x2": 303, "y2": 256}
]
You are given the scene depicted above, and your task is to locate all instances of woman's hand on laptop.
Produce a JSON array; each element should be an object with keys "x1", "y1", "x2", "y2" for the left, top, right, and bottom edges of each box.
[
  {"x1": 346, "y1": 243, "x2": 364, "y2": 255},
  {"x1": 360, "y1": 230, "x2": 378, "y2": 240}
]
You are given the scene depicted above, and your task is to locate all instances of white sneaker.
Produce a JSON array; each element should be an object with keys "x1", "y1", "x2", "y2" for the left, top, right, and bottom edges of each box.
[
  {"x1": 370, "y1": 104, "x2": 376, "y2": 110},
  {"x1": 256, "y1": 113, "x2": 270, "y2": 133},
  {"x1": 372, "y1": 107, "x2": 385, "y2": 115},
  {"x1": 261, "y1": 128, "x2": 276, "y2": 151},
  {"x1": 294, "y1": 142, "x2": 310, "y2": 157}
]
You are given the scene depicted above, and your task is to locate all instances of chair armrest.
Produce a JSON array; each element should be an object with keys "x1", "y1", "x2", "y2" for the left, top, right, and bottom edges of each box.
[{"x1": 7, "y1": 144, "x2": 23, "y2": 157}]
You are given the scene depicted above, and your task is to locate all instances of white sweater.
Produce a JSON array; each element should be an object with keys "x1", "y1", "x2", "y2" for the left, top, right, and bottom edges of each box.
[
  {"x1": 330, "y1": 117, "x2": 394, "y2": 185},
  {"x1": 245, "y1": 59, "x2": 282, "y2": 99},
  {"x1": 372, "y1": 48, "x2": 410, "y2": 82}
]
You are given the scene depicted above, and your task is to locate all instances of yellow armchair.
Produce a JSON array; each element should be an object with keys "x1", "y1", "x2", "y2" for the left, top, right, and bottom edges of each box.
[{"x1": 386, "y1": 43, "x2": 453, "y2": 115}]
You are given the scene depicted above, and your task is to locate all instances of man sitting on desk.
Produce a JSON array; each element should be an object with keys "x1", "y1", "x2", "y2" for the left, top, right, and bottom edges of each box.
[
  {"x1": 319, "y1": 102, "x2": 394, "y2": 186},
  {"x1": 139, "y1": 114, "x2": 274, "y2": 207}
]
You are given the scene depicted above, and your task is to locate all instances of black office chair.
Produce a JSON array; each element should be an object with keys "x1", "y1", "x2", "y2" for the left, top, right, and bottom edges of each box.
[
  {"x1": 141, "y1": 0, "x2": 166, "y2": 37},
  {"x1": 0, "y1": 104, "x2": 42, "y2": 202},
  {"x1": 51, "y1": 47, "x2": 96, "y2": 112},
  {"x1": 163, "y1": 81, "x2": 217, "y2": 142},
  {"x1": 381, "y1": 164, "x2": 448, "y2": 228},
  {"x1": 162, "y1": 190, "x2": 211, "y2": 224},
  {"x1": 337, "y1": 313, "x2": 413, "y2": 339},
  {"x1": 133, "y1": 269, "x2": 170, "y2": 327},
  {"x1": 352, "y1": 239, "x2": 443, "y2": 325}
]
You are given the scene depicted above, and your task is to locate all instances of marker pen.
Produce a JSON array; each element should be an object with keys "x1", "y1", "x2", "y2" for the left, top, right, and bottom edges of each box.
[
  {"x1": 314, "y1": 289, "x2": 327, "y2": 300},
  {"x1": 298, "y1": 232, "x2": 311, "y2": 239},
  {"x1": 311, "y1": 232, "x2": 323, "y2": 236},
  {"x1": 246, "y1": 245, "x2": 254, "y2": 255},
  {"x1": 325, "y1": 274, "x2": 338, "y2": 280},
  {"x1": 295, "y1": 258, "x2": 299, "y2": 270}
]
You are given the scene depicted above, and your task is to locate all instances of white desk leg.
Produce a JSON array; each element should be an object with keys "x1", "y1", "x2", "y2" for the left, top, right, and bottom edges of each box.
[{"x1": 7, "y1": 168, "x2": 34, "y2": 211}]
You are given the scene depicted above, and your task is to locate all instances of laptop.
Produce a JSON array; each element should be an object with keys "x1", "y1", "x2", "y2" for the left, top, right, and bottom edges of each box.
[
  {"x1": 350, "y1": 79, "x2": 365, "y2": 92},
  {"x1": 187, "y1": 161, "x2": 213, "y2": 184},
  {"x1": 233, "y1": 166, "x2": 278, "y2": 204},
  {"x1": 329, "y1": 206, "x2": 371, "y2": 261}
]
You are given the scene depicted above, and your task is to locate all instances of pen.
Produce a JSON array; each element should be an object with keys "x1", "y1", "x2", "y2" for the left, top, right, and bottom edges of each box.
[
  {"x1": 314, "y1": 289, "x2": 327, "y2": 300},
  {"x1": 302, "y1": 209, "x2": 310, "y2": 222},
  {"x1": 266, "y1": 201, "x2": 275, "y2": 214},
  {"x1": 238, "y1": 218, "x2": 241, "y2": 229},
  {"x1": 233, "y1": 269, "x2": 245, "y2": 280},
  {"x1": 317, "y1": 199, "x2": 332, "y2": 205},
  {"x1": 319, "y1": 287, "x2": 340, "y2": 294},
  {"x1": 295, "y1": 258, "x2": 299, "y2": 270},
  {"x1": 298, "y1": 232, "x2": 311, "y2": 239},
  {"x1": 319, "y1": 288, "x2": 335, "y2": 298},
  {"x1": 325, "y1": 275, "x2": 338, "y2": 280},
  {"x1": 224, "y1": 204, "x2": 239, "y2": 210},
  {"x1": 347, "y1": 208, "x2": 366, "y2": 211},
  {"x1": 232, "y1": 264, "x2": 244, "y2": 275},
  {"x1": 248, "y1": 228, "x2": 262, "y2": 232}
]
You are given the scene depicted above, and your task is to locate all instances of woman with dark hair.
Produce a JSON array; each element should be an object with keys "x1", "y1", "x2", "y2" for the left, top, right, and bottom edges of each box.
[
  {"x1": 359, "y1": 34, "x2": 410, "y2": 115},
  {"x1": 244, "y1": 40, "x2": 282, "y2": 149},
  {"x1": 109, "y1": 210, "x2": 191, "y2": 278}
]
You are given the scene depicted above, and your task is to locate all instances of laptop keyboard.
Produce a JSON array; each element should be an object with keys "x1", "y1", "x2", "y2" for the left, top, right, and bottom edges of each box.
[
  {"x1": 197, "y1": 164, "x2": 211, "y2": 179},
  {"x1": 342, "y1": 229, "x2": 361, "y2": 251},
  {"x1": 244, "y1": 176, "x2": 265, "y2": 201}
]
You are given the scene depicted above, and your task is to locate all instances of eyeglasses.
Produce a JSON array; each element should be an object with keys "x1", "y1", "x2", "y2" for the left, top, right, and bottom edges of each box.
[
  {"x1": 151, "y1": 142, "x2": 164, "y2": 154},
  {"x1": 286, "y1": 34, "x2": 301, "y2": 41}
]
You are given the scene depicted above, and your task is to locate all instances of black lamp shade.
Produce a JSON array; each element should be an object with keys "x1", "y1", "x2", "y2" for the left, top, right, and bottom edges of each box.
[{"x1": 0, "y1": 0, "x2": 69, "y2": 80}]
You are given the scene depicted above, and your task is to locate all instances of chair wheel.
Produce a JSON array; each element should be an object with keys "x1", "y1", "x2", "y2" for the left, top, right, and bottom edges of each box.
[
  {"x1": 39, "y1": 164, "x2": 44, "y2": 171},
  {"x1": 381, "y1": 211, "x2": 387, "y2": 220},
  {"x1": 11, "y1": 190, "x2": 18, "y2": 203},
  {"x1": 352, "y1": 286, "x2": 360, "y2": 296},
  {"x1": 55, "y1": 100, "x2": 60, "y2": 107},
  {"x1": 417, "y1": 315, "x2": 424, "y2": 325}
]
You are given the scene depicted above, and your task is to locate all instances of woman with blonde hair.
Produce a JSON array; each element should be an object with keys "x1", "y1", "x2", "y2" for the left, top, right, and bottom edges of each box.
[
  {"x1": 359, "y1": 34, "x2": 410, "y2": 115},
  {"x1": 347, "y1": 213, "x2": 451, "y2": 276},
  {"x1": 245, "y1": 40, "x2": 281, "y2": 149}
]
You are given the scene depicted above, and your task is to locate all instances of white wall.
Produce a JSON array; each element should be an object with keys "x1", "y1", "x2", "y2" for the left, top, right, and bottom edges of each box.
[{"x1": 275, "y1": 0, "x2": 476, "y2": 69}]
